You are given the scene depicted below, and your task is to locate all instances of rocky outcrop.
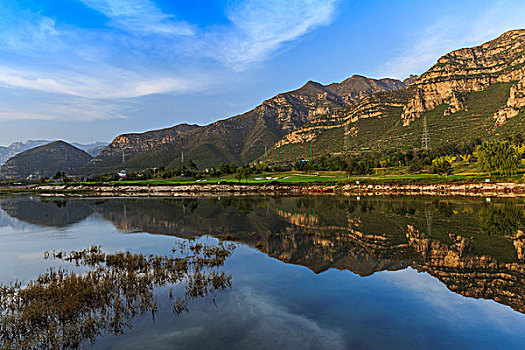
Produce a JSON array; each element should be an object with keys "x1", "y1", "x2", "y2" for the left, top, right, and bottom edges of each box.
[
  {"x1": 269, "y1": 29, "x2": 525, "y2": 155},
  {"x1": 407, "y1": 225, "x2": 525, "y2": 314},
  {"x1": 514, "y1": 230, "x2": 525, "y2": 260},
  {"x1": 402, "y1": 30, "x2": 525, "y2": 125},
  {"x1": 276, "y1": 88, "x2": 409, "y2": 147},
  {"x1": 92, "y1": 123, "x2": 199, "y2": 163},
  {"x1": 494, "y1": 77, "x2": 525, "y2": 126}
]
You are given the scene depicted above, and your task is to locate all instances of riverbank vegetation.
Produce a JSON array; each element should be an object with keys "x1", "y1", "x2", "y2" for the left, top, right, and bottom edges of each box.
[{"x1": 0, "y1": 242, "x2": 235, "y2": 349}]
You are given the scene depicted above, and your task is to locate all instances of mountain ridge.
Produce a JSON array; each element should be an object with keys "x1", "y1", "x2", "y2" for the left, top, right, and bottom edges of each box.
[
  {"x1": 269, "y1": 29, "x2": 525, "y2": 160},
  {"x1": 81, "y1": 75, "x2": 406, "y2": 174}
]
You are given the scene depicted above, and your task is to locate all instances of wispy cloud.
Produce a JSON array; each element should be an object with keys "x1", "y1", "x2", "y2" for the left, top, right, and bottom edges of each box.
[
  {"x1": 123, "y1": 286, "x2": 347, "y2": 349},
  {"x1": 379, "y1": 1, "x2": 525, "y2": 79},
  {"x1": 78, "y1": 0, "x2": 194, "y2": 35},
  {"x1": 0, "y1": 5, "x2": 60, "y2": 52},
  {"x1": 0, "y1": 65, "x2": 208, "y2": 99},
  {"x1": 0, "y1": 87, "x2": 134, "y2": 122},
  {"x1": 0, "y1": 0, "x2": 338, "y2": 125},
  {"x1": 0, "y1": 112, "x2": 56, "y2": 122},
  {"x1": 203, "y1": 0, "x2": 338, "y2": 69}
]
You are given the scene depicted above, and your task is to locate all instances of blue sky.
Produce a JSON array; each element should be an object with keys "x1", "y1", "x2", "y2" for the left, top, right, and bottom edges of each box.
[{"x1": 0, "y1": 0, "x2": 524, "y2": 145}]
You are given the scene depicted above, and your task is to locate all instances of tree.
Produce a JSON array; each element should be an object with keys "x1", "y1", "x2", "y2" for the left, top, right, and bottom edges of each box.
[
  {"x1": 475, "y1": 140, "x2": 520, "y2": 175},
  {"x1": 432, "y1": 156, "x2": 454, "y2": 176},
  {"x1": 235, "y1": 167, "x2": 249, "y2": 183}
]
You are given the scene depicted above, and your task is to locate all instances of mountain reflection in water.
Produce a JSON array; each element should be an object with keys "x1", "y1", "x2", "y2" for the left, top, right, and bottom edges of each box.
[{"x1": 1, "y1": 195, "x2": 525, "y2": 315}]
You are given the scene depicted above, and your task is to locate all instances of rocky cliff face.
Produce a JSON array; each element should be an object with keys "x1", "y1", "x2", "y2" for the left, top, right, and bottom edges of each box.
[
  {"x1": 90, "y1": 123, "x2": 199, "y2": 167},
  {"x1": 406, "y1": 225, "x2": 525, "y2": 314},
  {"x1": 275, "y1": 88, "x2": 410, "y2": 148},
  {"x1": 402, "y1": 29, "x2": 525, "y2": 125}
]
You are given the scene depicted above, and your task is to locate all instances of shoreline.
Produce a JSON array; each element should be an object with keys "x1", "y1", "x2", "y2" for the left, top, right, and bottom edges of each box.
[{"x1": 8, "y1": 181, "x2": 525, "y2": 197}]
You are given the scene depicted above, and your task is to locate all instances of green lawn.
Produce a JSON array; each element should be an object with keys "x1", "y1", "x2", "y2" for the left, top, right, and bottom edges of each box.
[{"x1": 40, "y1": 167, "x2": 524, "y2": 188}]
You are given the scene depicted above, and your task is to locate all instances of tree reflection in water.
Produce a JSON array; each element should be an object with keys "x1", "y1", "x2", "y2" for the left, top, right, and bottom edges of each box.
[{"x1": 0, "y1": 242, "x2": 235, "y2": 349}]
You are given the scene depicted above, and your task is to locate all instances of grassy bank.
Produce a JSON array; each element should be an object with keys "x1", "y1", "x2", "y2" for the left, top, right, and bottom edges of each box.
[{"x1": 24, "y1": 170, "x2": 524, "y2": 188}]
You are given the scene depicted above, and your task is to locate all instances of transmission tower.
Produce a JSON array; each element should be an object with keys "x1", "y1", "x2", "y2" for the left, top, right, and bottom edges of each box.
[{"x1": 422, "y1": 115, "x2": 430, "y2": 150}]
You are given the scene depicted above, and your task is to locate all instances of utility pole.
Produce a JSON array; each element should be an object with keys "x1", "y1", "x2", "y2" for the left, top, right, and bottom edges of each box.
[
  {"x1": 181, "y1": 150, "x2": 184, "y2": 164},
  {"x1": 278, "y1": 147, "x2": 281, "y2": 168},
  {"x1": 310, "y1": 142, "x2": 313, "y2": 162},
  {"x1": 344, "y1": 123, "x2": 349, "y2": 153},
  {"x1": 264, "y1": 145, "x2": 267, "y2": 164},
  {"x1": 422, "y1": 115, "x2": 430, "y2": 150},
  {"x1": 293, "y1": 144, "x2": 296, "y2": 170},
  {"x1": 122, "y1": 150, "x2": 125, "y2": 164}
]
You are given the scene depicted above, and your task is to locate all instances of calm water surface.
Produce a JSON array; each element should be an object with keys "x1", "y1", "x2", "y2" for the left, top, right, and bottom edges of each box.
[{"x1": 1, "y1": 195, "x2": 525, "y2": 349}]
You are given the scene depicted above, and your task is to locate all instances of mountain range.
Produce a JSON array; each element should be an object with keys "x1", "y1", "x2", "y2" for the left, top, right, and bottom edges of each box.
[
  {"x1": 80, "y1": 75, "x2": 407, "y2": 174},
  {"x1": 2, "y1": 29, "x2": 525, "y2": 179},
  {"x1": 272, "y1": 29, "x2": 525, "y2": 160},
  {"x1": 81, "y1": 29, "x2": 525, "y2": 174}
]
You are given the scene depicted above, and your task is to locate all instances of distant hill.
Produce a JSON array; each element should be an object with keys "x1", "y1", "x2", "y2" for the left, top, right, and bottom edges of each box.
[
  {"x1": 0, "y1": 140, "x2": 49, "y2": 165},
  {"x1": 0, "y1": 140, "x2": 107, "y2": 165},
  {"x1": 71, "y1": 142, "x2": 108, "y2": 157},
  {"x1": 81, "y1": 75, "x2": 406, "y2": 174},
  {"x1": 0, "y1": 141, "x2": 93, "y2": 179}
]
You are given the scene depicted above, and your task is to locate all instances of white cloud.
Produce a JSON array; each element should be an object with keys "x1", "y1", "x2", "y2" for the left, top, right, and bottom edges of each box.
[
  {"x1": 379, "y1": 1, "x2": 525, "y2": 79},
  {"x1": 79, "y1": 0, "x2": 194, "y2": 35},
  {"x1": 0, "y1": 65, "x2": 208, "y2": 99},
  {"x1": 202, "y1": 0, "x2": 338, "y2": 69}
]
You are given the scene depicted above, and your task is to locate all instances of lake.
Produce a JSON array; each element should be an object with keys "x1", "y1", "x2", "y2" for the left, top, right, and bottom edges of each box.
[{"x1": 1, "y1": 195, "x2": 525, "y2": 349}]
